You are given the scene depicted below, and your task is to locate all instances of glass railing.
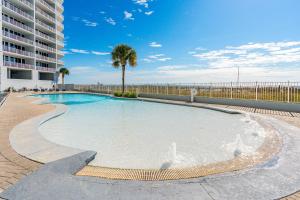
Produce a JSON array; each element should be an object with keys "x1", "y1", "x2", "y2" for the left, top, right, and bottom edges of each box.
[
  {"x1": 36, "y1": 43, "x2": 56, "y2": 52},
  {"x1": 36, "y1": 54, "x2": 56, "y2": 62},
  {"x1": 36, "y1": 66, "x2": 56, "y2": 72},
  {"x1": 17, "y1": 0, "x2": 33, "y2": 9},
  {"x1": 2, "y1": 0, "x2": 34, "y2": 21},
  {"x1": 36, "y1": 19, "x2": 55, "y2": 32},
  {"x1": 3, "y1": 61, "x2": 34, "y2": 69},
  {"x1": 37, "y1": 0, "x2": 55, "y2": 12},
  {"x1": 2, "y1": 15, "x2": 34, "y2": 32},
  {"x1": 35, "y1": 30, "x2": 56, "y2": 42},
  {"x1": 3, "y1": 46, "x2": 35, "y2": 57},
  {"x1": 35, "y1": 7, "x2": 55, "y2": 23},
  {"x1": 2, "y1": 30, "x2": 34, "y2": 45}
]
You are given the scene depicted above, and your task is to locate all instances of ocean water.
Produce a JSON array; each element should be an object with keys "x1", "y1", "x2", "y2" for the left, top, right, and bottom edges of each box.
[{"x1": 36, "y1": 93, "x2": 266, "y2": 169}]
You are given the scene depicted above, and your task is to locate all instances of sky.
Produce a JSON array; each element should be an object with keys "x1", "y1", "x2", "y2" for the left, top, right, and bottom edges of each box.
[{"x1": 63, "y1": 0, "x2": 300, "y2": 84}]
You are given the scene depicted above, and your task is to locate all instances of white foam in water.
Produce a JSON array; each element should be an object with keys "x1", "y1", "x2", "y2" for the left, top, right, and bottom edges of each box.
[{"x1": 37, "y1": 94, "x2": 267, "y2": 169}]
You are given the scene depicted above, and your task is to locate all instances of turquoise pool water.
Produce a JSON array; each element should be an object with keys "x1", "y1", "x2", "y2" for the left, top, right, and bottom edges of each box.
[{"x1": 36, "y1": 93, "x2": 266, "y2": 169}]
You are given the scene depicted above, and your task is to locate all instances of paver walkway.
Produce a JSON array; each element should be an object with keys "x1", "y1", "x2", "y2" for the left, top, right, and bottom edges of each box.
[{"x1": 0, "y1": 93, "x2": 54, "y2": 194}]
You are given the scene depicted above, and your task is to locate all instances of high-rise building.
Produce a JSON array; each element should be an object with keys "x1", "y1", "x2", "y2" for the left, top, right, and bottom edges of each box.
[{"x1": 0, "y1": 0, "x2": 64, "y2": 91}]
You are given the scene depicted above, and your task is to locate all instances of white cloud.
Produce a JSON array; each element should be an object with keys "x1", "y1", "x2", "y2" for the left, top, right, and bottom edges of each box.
[
  {"x1": 91, "y1": 51, "x2": 110, "y2": 56},
  {"x1": 149, "y1": 42, "x2": 162, "y2": 48},
  {"x1": 145, "y1": 11, "x2": 154, "y2": 15},
  {"x1": 81, "y1": 19, "x2": 98, "y2": 27},
  {"x1": 144, "y1": 54, "x2": 172, "y2": 62},
  {"x1": 124, "y1": 11, "x2": 134, "y2": 20},
  {"x1": 193, "y1": 41, "x2": 300, "y2": 69},
  {"x1": 105, "y1": 17, "x2": 116, "y2": 26},
  {"x1": 70, "y1": 49, "x2": 89, "y2": 54},
  {"x1": 133, "y1": 0, "x2": 151, "y2": 8}
]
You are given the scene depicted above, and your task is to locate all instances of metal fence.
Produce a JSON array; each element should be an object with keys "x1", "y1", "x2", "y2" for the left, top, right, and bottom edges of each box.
[{"x1": 74, "y1": 82, "x2": 300, "y2": 104}]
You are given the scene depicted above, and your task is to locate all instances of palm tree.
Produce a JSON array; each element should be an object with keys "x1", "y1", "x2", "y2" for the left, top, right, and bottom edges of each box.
[
  {"x1": 111, "y1": 44, "x2": 137, "y2": 94},
  {"x1": 59, "y1": 67, "x2": 70, "y2": 86}
]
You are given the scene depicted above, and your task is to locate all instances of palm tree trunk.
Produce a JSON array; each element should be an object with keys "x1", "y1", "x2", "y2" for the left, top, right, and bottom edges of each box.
[
  {"x1": 62, "y1": 74, "x2": 65, "y2": 85},
  {"x1": 122, "y1": 65, "x2": 125, "y2": 94}
]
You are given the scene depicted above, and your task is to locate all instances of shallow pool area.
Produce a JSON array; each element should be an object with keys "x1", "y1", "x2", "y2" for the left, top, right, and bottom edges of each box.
[{"x1": 36, "y1": 93, "x2": 266, "y2": 170}]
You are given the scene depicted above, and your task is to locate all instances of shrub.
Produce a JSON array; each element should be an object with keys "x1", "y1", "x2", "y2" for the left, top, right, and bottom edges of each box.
[
  {"x1": 128, "y1": 92, "x2": 137, "y2": 98},
  {"x1": 114, "y1": 92, "x2": 123, "y2": 97}
]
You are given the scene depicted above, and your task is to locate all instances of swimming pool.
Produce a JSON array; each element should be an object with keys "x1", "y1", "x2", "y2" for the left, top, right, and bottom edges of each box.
[{"x1": 36, "y1": 93, "x2": 266, "y2": 170}]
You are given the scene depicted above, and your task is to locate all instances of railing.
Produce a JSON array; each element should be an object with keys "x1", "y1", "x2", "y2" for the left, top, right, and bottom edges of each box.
[
  {"x1": 57, "y1": 60, "x2": 64, "y2": 65},
  {"x1": 3, "y1": 46, "x2": 35, "y2": 57},
  {"x1": 2, "y1": 15, "x2": 34, "y2": 32},
  {"x1": 74, "y1": 82, "x2": 300, "y2": 104},
  {"x1": 36, "y1": 66, "x2": 56, "y2": 72},
  {"x1": 2, "y1": 30, "x2": 34, "y2": 45},
  {"x1": 36, "y1": 43, "x2": 56, "y2": 52},
  {"x1": 2, "y1": 0, "x2": 34, "y2": 21},
  {"x1": 37, "y1": 0, "x2": 55, "y2": 13},
  {"x1": 36, "y1": 54, "x2": 56, "y2": 62},
  {"x1": 35, "y1": 19, "x2": 55, "y2": 32},
  {"x1": 16, "y1": 0, "x2": 33, "y2": 9},
  {"x1": 3, "y1": 61, "x2": 34, "y2": 69},
  {"x1": 35, "y1": 30, "x2": 56, "y2": 42},
  {"x1": 35, "y1": 7, "x2": 55, "y2": 23}
]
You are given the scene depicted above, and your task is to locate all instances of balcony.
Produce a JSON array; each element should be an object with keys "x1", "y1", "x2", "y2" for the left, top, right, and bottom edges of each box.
[
  {"x1": 2, "y1": 0, "x2": 34, "y2": 21},
  {"x1": 36, "y1": 7, "x2": 56, "y2": 23},
  {"x1": 57, "y1": 60, "x2": 64, "y2": 65},
  {"x1": 37, "y1": 66, "x2": 56, "y2": 72},
  {"x1": 36, "y1": 54, "x2": 56, "y2": 63},
  {"x1": 2, "y1": 15, "x2": 34, "y2": 33},
  {"x1": 36, "y1": 43, "x2": 56, "y2": 53},
  {"x1": 3, "y1": 46, "x2": 35, "y2": 58},
  {"x1": 15, "y1": 0, "x2": 33, "y2": 9},
  {"x1": 36, "y1": 19, "x2": 55, "y2": 33},
  {"x1": 2, "y1": 30, "x2": 34, "y2": 46},
  {"x1": 36, "y1": 0, "x2": 55, "y2": 13},
  {"x1": 3, "y1": 61, "x2": 34, "y2": 70},
  {"x1": 57, "y1": 31, "x2": 64, "y2": 39},
  {"x1": 35, "y1": 30, "x2": 56, "y2": 43}
]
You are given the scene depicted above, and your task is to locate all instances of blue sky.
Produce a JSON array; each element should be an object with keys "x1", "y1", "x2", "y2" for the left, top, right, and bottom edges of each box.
[{"x1": 63, "y1": 0, "x2": 300, "y2": 84}]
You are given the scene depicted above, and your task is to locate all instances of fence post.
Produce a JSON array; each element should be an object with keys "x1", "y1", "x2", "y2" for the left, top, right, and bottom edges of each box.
[
  {"x1": 255, "y1": 81, "x2": 258, "y2": 101},
  {"x1": 156, "y1": 85, "x2": 159, "y2": 94},
  {"x1": 230, "y1": 82, "x2": 233, "y2": 99},
  {"x1": 287, "y1": 81, "x2": 290, "y2": 103}
]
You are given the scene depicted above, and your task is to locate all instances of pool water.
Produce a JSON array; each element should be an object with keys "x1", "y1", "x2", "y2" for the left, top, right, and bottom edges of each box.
[{"x1": 36, "y1": 94, "x2": 266, "y2": 169}]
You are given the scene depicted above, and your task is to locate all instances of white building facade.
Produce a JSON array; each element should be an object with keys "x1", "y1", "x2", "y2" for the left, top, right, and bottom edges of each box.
[{"x1": 0, "y1": 0, "x2": 64, "y2": 91}]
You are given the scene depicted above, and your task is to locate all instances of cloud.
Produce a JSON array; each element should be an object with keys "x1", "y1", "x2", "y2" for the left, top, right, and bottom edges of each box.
[
  {"x1": 149, "y1": 42, "x2": 162, "y2": 48},
  {"x1": 105, "y1": 17, "x2": 116, "y2": 26},
  {"x1": 145, "y1": 11, "x2": 154, "y2": 15},
  {"x1": 91, "y1": 51, "x2": 111, "y2": 56},
  {"x1": 193, "y1": 41, "x2": 300, "y2": 69},
  {"x1": 144, "y1": 54, "x2": 172, "y2": 62},
  {"x1": 124, "y1": 11, "x2": 134, "y2": 20},
  {"x1": 69, "y1": 49, "x2": 110, "y2": 56},
  {"x1": 133, "y1": 0, "x2": 152, "y2": 8},
  {"x1": 70, "y1": 49, "x2": 89, "y2": 54},
  {"x1": 81, "y1": 19, "x2": 98, "y2": 27}
]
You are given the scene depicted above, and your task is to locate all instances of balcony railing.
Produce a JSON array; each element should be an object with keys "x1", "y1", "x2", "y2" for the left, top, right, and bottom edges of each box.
[
  {"x1": 16, "y1": 0, "x2": 33, "y2": 9},
  {"x1": 3, "y1": 61, "x2": 34, "y2": 69},
  {"x1": 36, "y1": 19, "x2": 55, "y2": 32},
  {"x1": 35, "y1": 30, "x2": 56, "y2": 42},
  {"x1": 3, "y1": 46, "x2": 35, "y2": 57},
  {"x1": 37, "y1": 0, "x2": 55, "y2": 13},
  {"x1": 57, "y1": 60, "x2": 64, "y2": 65},
  {"x1": 57, "y1": 31, "x2": 64, "y2": 38},
  {"x1": 2, "y1": 15, "x2": 34, "y2": 33},
  {"x1": 2, "y1": 30, "x2": 34, "y2": 45},
  {"x1": 2, "y1": 0, "x2": 34, "y2": 21},
  {"x1": 36, "y1": 7, "x2": 55, "y2": 23},
  {"x1": 36, "y1": 54, "x2": 56, "y2": 62},
  {"x1": 36, "y1": 66, "x2": 56, "y2": 72},
  {"x1": 36, "y1": 43, "x2": 56, "y2": 53}
]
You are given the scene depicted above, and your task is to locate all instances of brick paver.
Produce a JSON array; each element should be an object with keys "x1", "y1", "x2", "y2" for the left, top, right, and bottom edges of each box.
[{"x1": 0, "y1": 93, "x2": 54, "y2": 193}]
